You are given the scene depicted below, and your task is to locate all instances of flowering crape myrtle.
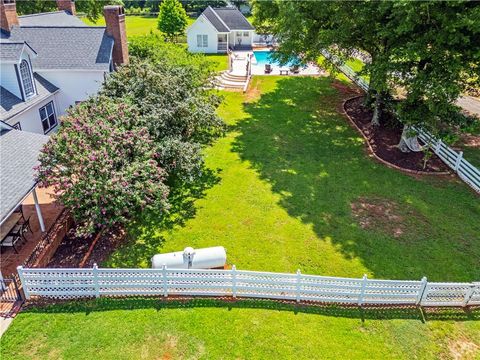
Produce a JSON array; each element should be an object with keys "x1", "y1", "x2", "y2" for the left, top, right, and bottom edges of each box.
[{"x1": 37, "y1": 58, "x2": 224, "y2": 236}]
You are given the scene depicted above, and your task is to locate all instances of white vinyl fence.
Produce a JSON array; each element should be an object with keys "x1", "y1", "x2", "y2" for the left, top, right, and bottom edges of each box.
[
  {"x1": 321, "y1": 49, "x2": 480, "y2": 194},
  {"x1": 17, "y1": 266, "x2": 480, "y2": 307}
]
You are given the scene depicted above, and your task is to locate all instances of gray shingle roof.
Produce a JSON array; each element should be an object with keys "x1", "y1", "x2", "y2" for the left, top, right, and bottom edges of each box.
[
  {"x1": 0, "y1": 128, "x2": 49, "y2": 224},
  {"x1": 18, "y1": 11, "x2": 85, "y2": 27},
  {"x1": 212, "y1": 7, "x2": 254, "y2": 31},
  {"x1": 202, "y1": 6, "x2": 229, "y2": 32},
  {"x1": 2, "y1": 26, "x2": 114, "y2": 70},
  {"x1": 1, "y1": 73, "x2": 59, "y2": 122},
  {"x1": 0, "y1": 42, "x2": 26, "y2": 62}
]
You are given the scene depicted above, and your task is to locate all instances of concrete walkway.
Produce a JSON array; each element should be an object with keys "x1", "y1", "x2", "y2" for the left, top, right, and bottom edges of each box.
[{"x1": 457, "y1": 95, "x2": 480, "y2": 118}]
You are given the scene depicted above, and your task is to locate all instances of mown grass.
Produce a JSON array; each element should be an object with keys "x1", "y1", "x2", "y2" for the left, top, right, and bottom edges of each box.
[
  {"x1": 82, "y1": 15, "x2": 196, "y2": 38},
  {"x1": 2, "y1": 77, "x2": 479, "y2": 360},
  {"x1": 82, "y1": 15, "x2": 227, "y2": 71}
]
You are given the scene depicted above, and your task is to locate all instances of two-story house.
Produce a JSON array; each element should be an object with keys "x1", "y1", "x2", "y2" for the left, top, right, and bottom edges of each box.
[{"x1": 0, "y1": 0, "x2": 129, "y2": 134}]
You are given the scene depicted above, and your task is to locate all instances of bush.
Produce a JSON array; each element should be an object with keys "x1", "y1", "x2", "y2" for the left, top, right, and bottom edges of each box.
[{"x1": 37, "y1": 55, "x2": 224, "y2": 236}]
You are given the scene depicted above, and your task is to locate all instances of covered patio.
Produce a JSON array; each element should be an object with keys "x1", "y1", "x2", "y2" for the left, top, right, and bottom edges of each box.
[{"x1": 0, "y1": 125, "x2": 63, "y2": 278}]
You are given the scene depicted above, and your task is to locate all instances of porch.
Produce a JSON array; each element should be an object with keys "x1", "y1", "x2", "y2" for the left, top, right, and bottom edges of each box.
[{"x1": 0, "y1": 187, "x2": 64, "y2": 277}]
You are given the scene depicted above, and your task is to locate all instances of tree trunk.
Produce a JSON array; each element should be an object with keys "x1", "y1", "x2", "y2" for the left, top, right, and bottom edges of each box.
[
  {"x1": 397, "y1": 136, "x2": 411, "y2": 153},
  {"x1": 371, "y1": 93, "x2": 381, "y2": 126}
]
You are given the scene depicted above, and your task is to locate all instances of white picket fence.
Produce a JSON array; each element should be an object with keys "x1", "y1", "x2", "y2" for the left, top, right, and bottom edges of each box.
[
  {"x1": 321, "y1": 49, "x2": 480, "y2": 194},
  {"x1": 16, "y1": 266, "x2": 480, "y2": 307}
]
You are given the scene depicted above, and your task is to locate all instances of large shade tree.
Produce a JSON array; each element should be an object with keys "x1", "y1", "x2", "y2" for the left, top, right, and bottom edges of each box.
[
  {"x1": 157, "y1": 0, "x2": 188, "y2": 41},
  {"x1": 253, "y1": 1, "x2": 480, "y2": 141}
]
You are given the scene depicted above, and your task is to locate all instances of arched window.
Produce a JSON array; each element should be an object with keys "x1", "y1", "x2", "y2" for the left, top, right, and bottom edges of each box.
[{"x1": 19, "y1": 60, "x2": 34, "y2": 98}]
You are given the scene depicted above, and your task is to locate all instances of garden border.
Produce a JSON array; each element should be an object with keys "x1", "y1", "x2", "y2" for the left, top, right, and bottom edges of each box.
[{"x1": 341, "y1": 95, "x2": 451, "y2": 176}]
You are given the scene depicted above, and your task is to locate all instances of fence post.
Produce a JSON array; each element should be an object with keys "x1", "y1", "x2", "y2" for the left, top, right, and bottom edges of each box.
[
  {"x1": 93, "y1": 263, "x2": 100, "y2": 298},
  {"x1": 162, "y1": 265, "x2": 168, "y2": 297},
  {"x1": 232, "y1": 265, "x2": 237, "y2": 298},
  {"x1": 358, "y1": 274, "x2": 368, "y2": 306},
  {"x1": 463, "y1": 284, "x2": 475, "y2": 307},
  {"x1": 416, "y1": 277, "x2": 428, "y2": 305},
  {"x1": 16, "y1": 266, "x2": 30, "y2": 300},
  {"x1": 454, "y1": 151, "x2": 463, "y2": 172},
  {"x1": 296, "y1": 269, "x2": 302, "y2": 303},
  {"x1": 435, "y1": 139, "x2": 443, "y2": 154}
]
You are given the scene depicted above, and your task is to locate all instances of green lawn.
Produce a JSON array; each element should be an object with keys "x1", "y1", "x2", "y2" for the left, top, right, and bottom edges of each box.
[
  {"x1": 82, "y1": 15, "x2": 196, "y2": 38},
  {"x1": 82, "y1": 15, "x2": 227, "y2": 72},
  {"x1": 2, "y1": 77, "x2": 479, "y2": 360}
]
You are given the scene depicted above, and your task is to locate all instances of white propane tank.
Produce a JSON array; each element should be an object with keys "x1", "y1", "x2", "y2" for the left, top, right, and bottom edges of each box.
[{"x1": 151, "y1": 246, "x2": 226, "y2": 269}]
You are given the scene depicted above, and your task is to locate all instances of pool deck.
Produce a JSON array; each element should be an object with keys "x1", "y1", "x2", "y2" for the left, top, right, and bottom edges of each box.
[{"x1": 231, "y1": 50, "x2": 321, "y2": 77}]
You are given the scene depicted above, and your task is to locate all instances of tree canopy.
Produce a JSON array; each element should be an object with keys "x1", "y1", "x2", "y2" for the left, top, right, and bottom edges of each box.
[
  {"x1": 37, "y1": 47, "x2": 224, "y2": 236},
  {"x1": 157, "y1": 0, "x2": 188, "y2": 41},
  {"x1": 253, "y1": 1, "x2": 480, "y2": 138},
  {"x1": 16, "y1": 0, "x2": 122, "y2": 22}
]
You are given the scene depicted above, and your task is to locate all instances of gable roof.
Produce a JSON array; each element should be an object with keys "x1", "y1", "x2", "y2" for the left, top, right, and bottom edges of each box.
[
  {"x1": 18, "y1": 11, "x2": 85, "y2": 27},
  {"x1": 0, "y1": 41, "x2": 37, "y2": 63},
  {"x1": 202, "y1": 6, "x2": 229, "y2": 32},
  {"x1": 212, "y1": 7, "x2": 254, "y2": 30},
  {"x1": 0, "y1": 127, "x2": 50, "y2": 224},
  {"x1": 201, "y1": 6, "x2": 254, "y2": 32},
  {"x1": 2, "y1": 26, "x2": 114, "y2": 70},
  {"x1": 1, "y1": 73, "x2": 59, "y2": 122}
]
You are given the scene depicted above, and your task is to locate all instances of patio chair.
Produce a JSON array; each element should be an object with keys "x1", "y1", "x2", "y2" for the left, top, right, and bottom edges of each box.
[
  {"x1": 9, "y1": 216, "x2": 32, "y2": 241},
  {"x1": 1, "y1": 234, "x2": 23, "y2": 254},
  {"x1": 265, "y1": 64, "x2": 272, "y2": 74},
  {"x1": 290, "y1": 65, "x2": 300, "y2": 74}
]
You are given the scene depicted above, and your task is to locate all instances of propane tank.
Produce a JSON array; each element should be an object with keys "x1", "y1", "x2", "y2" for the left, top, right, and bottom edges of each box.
[{"x1": 151, "y1": 246, "x2": 226, "y2": 269}]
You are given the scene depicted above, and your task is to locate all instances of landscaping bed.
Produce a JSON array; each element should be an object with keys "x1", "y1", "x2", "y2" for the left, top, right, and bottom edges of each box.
[
  {"x1": 47, "y1": 227, "x2": 126, "y2": 268},
  {"x1": 344, "y1": 96, "x2": 449, "y2": 173}
]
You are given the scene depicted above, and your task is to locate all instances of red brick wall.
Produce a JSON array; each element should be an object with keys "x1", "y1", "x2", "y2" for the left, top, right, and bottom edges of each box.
[{"x1": 0, "y1": 0, "x2": 19, "y2": 33}]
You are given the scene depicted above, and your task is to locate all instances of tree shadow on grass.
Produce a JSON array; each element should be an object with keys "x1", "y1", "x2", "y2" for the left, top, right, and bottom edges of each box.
[
  {"x1": 233, "y1": 76, "x2": 480, "y2": 281},
  {"x1": 105, "y1": 167, "x2": 221, "y2": 267},
  {"x1": 23, "y1": 297, "x2": 480, "y2": 322}
]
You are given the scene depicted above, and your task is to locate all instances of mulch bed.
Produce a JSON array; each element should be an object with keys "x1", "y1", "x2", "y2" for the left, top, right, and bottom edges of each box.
[
  {"x1": 344, "y1": 96, "x2": 449, "y2": 173},
  {"x1": 47, "y1": 226, "x2": 126, "y2": 268}
]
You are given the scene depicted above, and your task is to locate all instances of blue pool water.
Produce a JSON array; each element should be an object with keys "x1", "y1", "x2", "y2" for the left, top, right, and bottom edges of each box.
[{"x1": 253, "y1": 51, "x2": 300, "y2": 67}]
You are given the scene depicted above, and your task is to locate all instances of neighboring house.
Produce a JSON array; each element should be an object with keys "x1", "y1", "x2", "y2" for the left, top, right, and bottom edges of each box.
[
  {"x1": 0, "y1": 0, "x2": 129, "y2": 134},
  {"x1": 187, "y1": 6, "x2": 254, "y2": 53}
]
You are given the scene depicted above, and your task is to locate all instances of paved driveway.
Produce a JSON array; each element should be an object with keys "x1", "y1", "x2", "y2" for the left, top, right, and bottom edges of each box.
[{"x1": 457, "y1": 95, "x2": 480, "y2": 117}]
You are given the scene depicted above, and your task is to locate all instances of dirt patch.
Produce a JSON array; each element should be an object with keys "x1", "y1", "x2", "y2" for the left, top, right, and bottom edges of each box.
[
  {"x1": 448, "y1": 337, "x2": 479, "y2": 360},
  {"x1": 344, "y1": 96, "x2": 450, "y2": 173},
  {"x1": 245, "y1": 81, "x2": 262, "y2": 102},
  {"x1": 332, "y1": 80, "x2": 362, "y2": 96},
  {"x1": 351, "y1": 197, "x2": 410, "y2": 238},
  {"x1": 47, "y1": 226, "x2": 126, "y2": 268}
]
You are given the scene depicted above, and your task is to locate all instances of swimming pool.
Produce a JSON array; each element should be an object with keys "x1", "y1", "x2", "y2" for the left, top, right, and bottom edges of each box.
[{"x1": 253, "y1": 51, "x2": 300, "y2": 67}]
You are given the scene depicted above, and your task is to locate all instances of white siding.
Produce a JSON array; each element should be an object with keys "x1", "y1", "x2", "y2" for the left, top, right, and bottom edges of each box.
[
  {"x1": 5, "y1": 93, "x2": 60, "y2": 134},
  {"x1": 0, "y1": 63, "x2": 22, "y2": 99},
  {"x1": 187, "y1": 16, "x2": 220, "y2": 53},
  {"x1": 230, "y1": 30, "x2": 253, "y2": 47},
  {"x1": 37, "y1": 70, "x2": 106, "y2": 114}
]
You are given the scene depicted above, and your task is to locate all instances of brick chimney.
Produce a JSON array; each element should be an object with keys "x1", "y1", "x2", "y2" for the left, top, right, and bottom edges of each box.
[
  {"x1": 0, "y1": 0, "x2": 19, "y2": 33},
  {"x1": 56, "y1": 0, "x2": 76, "y2": 15},
  {"x1": 104, "y1": 5, "x2": 129, "y2": 68}
]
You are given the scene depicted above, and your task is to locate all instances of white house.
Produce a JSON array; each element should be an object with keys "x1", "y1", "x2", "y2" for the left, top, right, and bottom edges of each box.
[
  {"x1": 0, "y1": 0, "x2": 129, "y2": 135},
  {"x1": 187, "y1": 6, "x2": 254, "y2": 53}
]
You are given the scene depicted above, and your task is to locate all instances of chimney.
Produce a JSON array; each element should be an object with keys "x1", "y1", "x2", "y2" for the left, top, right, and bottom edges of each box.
[
  {"x1": 56, "y1": 0, "x2": 76, "y2": 15},
  {"x1": 0, "y1": 0, "x2": 19, "y2": 33},
  {"x1": 104, "y1": 5, "x2": 129, "y2": 68}
]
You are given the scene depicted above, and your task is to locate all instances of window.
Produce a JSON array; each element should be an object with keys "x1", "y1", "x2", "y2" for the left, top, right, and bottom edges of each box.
[
  {"x1": 19, "y1": 60, "x2": 35, "y2": 98},
  {"x1": 243, "y1": 32, "x2": 249, "y2": 37},
  {"x1": 39, "y1": 102, "x2": 57, "y2": 134},
  {"x1": 12, "y1": 122, "x2": 21, "y2": 130},
  {"x1": 196, "y1": 34, "x2": 208, "y2": 48}
]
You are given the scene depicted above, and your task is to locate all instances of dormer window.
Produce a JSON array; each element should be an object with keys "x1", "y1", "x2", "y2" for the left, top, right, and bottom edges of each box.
[{"x1": 19, "y1": 59, "x2": 35, "y2": 98}]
